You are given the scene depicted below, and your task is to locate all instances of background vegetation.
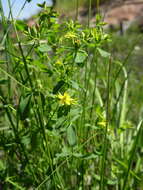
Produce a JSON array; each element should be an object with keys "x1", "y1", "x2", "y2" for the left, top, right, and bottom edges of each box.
[{"x1": 0, "y1": 0, "x2": 143, "y2": 189}]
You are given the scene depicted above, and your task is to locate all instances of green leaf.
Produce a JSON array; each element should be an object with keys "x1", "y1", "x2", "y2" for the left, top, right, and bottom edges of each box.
[
  {"x1": 0, "y1": 159, "x2": 6, "y2": 171},
  {"x1": 73, "y1": 153, "x2": 97, "y2": 160},
  {"x1": 67, "y1": 124, "x2": 77, "y2": 146},
  {"x1": 21, "y1": 135, "x2": 30, "y2": 146},
  {"x1": 54, "y1": 116, "x2": 66, "y2": 129},
  {"x1": 69, "y1": 107, "x2": 82, "y2": 122},
  {"x1": 107, "y1": 179, "x2": 118, "y2": 185},
  {"x1": 18, "y1": 95, "x2": 31, "y2": 120},
  {"x1": 75, "y1": 51, "x2": 88, "y2": 63},
  {"x1": 53, "y1": 80, "x2": 65, "y2": 94},
  {"x1": 37, "y1": 44, "x2": 52, "y2": 52},
  {"x1": 37, "y1": 2, "x2": 46, "y2": 8},
  {"x1": 33, "y1": 60, "x2": 48, "y2": 71},
  {"x1": 70, "y1": 80, "x2": 79, "y2": 90},
  {"x1": 97, "y1": 48, "x2": 110, "y2": 58},
  {"x1": 56, "y1": 147, "x2": 70, "y2": 159},
  {"x1": 57, "y1": 106, "x2": 70, "y2": 118},
  {"x1": 15, "y1": 20, "x2": 27, "y2": 31},
  {"x1": 82, "y1": 153, "x2": 97, "y2": 160}
]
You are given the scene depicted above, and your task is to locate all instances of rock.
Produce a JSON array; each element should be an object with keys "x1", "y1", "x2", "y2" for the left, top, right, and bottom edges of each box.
[{"x1": 103, "y1": 0, "x2": 143, "y2": 33}]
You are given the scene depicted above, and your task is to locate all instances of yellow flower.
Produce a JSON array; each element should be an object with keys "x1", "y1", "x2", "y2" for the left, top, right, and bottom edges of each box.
[{"x1": 57, "y1": 92, "x2": 76, "y2": 105}]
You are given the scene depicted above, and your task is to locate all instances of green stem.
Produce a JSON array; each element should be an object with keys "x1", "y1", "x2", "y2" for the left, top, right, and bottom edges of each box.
[
  {"x1": 89, "y1": 50, "x2": 98, "y2": 120},
  {"x1": 88, "y1": 0, "x2": 92, "y2": 27},
  {"x1": 100, "y1": 58, "x2": 111, "y2": 190},
  {"x1": 75, "y1": 0, "x2": 79, "y2": 21}
]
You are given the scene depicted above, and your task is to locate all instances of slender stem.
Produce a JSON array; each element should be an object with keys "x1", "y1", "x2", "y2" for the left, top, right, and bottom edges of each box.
[
  {"x1": 100, "y1": 58, "x2": 111, "y2": 190},
  {"x1": 75, "y1": 0, "x2": 79, "y2": 21},
  {"x1": 88, "y1": 0, "x2": 92, "y2": 27},
  {"x1": 96, "y1": 0, "x2": 100, "y2": 14},
  {"x1": 89, "y1": 50, "x2": 98, "y2": 120},
  {"x1": 0, "y1": 89, "x2": 38, "y2": 182}
]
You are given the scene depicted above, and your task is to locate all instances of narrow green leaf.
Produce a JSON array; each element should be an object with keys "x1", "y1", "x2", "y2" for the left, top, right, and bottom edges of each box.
[
  {"x1": 75, "y1": 51, "x2": 88, "y2": 63},
  {"x1": 67, "y1": 124, "x2": 77, "y2": 146},
  {"x1": 15, "y1": 20, "x2": 27, "y2": 31},
  {"x1": 18, "y1": 95, "x2": 31, "y2": 120},
  {"x1": 57, "y1": 106, "x2": 70, "y2": 118},
  {"x1": 21, "y1": 135, "x2": 30, "y2": 146},
  {"x1": 97, "y1": 48, "x2": 110, "y2": 58},
  {"x1": 37, "y1": 44, "x2": 52, "y2": 52},
  {"x1": 53, "y1": 80, "x2": 65, "y2": 94}
]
